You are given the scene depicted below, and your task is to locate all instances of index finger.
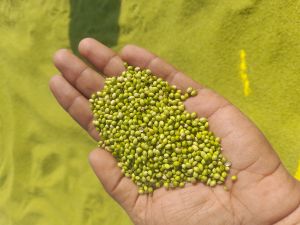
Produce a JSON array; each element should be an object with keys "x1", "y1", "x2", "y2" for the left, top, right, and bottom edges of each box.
[
  {"x1": 119, "y1": 45, "x2": 203, "y2": 91},
  {"x1": 78, "y1": 38, "x2": 125, "y2": 77}
]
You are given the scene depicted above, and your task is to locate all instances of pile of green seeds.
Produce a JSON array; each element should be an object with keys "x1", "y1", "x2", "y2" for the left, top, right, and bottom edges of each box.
[{"x1": 90, "y1": 64, "x2": 231, "y2": 194}]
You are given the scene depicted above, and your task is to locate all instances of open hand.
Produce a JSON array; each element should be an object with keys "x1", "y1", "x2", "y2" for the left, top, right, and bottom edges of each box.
[{"x1": 50, "y1": 38, "x2": 300, "y2": 225}]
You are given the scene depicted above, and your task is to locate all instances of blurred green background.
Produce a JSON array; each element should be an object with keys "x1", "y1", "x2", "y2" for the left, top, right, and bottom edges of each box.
[{"x1": 0, "y1": 0, "x2": 299, "y2": 224}]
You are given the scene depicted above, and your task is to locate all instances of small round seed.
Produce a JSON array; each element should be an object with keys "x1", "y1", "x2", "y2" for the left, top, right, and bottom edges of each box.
[{"x1": 231, "y1": 175, "x2": 238, "y2": 182}]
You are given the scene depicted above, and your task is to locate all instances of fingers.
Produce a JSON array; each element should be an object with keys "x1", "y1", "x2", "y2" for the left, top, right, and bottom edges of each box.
[
  {"x1": 120, "y1": 44, "x2": 202, "y2": 91},
  {"x1": 184, "y1": 88, "x2": 230, "y2": 119},
  {"x1": 78, "y1": 38, "x2": 125, "y2": 76},
  {"x1": 88, "y1": 149, "x2": 139, "y2": 212},
  {"x1": 49, "y1": 75, "x2": 99, "y2": 140},
  {"x1": 53, "y1": 49, "x2": 105, "y2": 98}
]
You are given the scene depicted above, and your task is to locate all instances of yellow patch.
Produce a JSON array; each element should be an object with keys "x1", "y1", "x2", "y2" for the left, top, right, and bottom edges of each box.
[
  {"x1": 294, "y1": 160, "x2": 300, "y2": 180},
  {"x1": 239, "y1": 50, "x2": 251, "y2": 96}
]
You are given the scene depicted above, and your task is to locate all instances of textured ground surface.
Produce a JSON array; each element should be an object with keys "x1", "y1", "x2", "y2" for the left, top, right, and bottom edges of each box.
[{"x1": 1, "y1": 0, "x2": 300, "y2": 224}]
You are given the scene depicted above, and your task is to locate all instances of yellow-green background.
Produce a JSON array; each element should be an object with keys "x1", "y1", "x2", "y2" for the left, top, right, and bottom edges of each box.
[{"x1": 1, "y1": 0, "x2": 300, "y2": 224}]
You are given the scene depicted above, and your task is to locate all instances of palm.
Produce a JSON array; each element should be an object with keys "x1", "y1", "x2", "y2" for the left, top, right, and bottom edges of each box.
[{"x1": 50, "y1": 38, "x2": 300, "y2": 225}]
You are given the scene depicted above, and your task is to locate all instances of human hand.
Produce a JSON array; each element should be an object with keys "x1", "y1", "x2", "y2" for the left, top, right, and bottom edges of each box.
[{"x1": 50, "y1": 38, "x2": 300, "y2": 225}]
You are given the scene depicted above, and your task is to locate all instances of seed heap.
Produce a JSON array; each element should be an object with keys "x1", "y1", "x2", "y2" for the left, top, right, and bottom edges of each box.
[{"x1": 90, "y1": 64, "x2": 231, "y2": 194}]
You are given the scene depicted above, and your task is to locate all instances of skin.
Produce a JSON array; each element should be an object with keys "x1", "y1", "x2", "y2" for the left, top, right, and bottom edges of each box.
[{"x1": 50, "y1": 38, "x2": 300, "y2": 225}]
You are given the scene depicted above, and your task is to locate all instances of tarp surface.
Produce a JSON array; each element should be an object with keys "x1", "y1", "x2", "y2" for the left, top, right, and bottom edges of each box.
[{"x1": 1, "y1": 0, "x2": 299, "y2": 224}]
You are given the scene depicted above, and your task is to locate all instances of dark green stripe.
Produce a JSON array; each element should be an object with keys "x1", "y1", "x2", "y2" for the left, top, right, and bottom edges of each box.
[{"x1": 69, "y1": 0, "x2": 121, "y2": 54}]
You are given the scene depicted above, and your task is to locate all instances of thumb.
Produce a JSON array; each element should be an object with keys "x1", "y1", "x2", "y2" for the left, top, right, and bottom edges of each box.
[{"x1": 88, "y1": 148, "x2": 139, "y2": 212}]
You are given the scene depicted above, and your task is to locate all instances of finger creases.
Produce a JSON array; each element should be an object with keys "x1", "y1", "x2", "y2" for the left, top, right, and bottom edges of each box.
[
  {"x1": 49, "y1": 75, "x2": 98, "y2": 140},
  {"x1": 89, "y1": 149, "x2": 139, "y2": 211},
  {"x1": 120, "y1": 44, "x2": 203, "y2": 91},
  {"x1": 53, "y1": 49, "x2": 105, "y2": 98},
  {"x1": 78, "y1": 38, "x2": 125, "y2": 76}
]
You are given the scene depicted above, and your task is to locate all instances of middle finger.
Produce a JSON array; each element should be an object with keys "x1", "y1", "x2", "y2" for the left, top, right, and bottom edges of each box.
[{"x1": 53, "y1": 49, "x2": 105, "y2": 98}]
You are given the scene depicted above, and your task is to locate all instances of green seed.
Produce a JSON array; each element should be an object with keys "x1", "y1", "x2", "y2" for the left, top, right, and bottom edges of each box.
[
  {"x1": 163, "y1": 182, "x2": 169, "y2": 189},
  {"x1": 186, "y1": 87, "x2": 193, "y2": 94},
  {"x1": 190, "y1": 90, "x2": 197, "y2": 96},
  {"x1": 191, "y1": 112, "x2": 197, "y2": 119},
  {"x1": 209, "y1": 180, "x2": 216, "y2": 187},
  {"x1": 231, "y1": 175, "x2": 238, "y2": 182},
  {"x1": 221, "y1": 172, "x2": 227, "y2": 178},
  {"x1": 164, "y1": 164, "x2": 171, "y2": 169},
  {"x1": 213, "y1": 173, "x2": 221, "y2": 180},
  {"x1": 173, "y1": 161, "x2": 180, "y2": 167}
]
